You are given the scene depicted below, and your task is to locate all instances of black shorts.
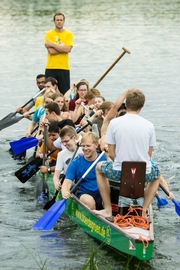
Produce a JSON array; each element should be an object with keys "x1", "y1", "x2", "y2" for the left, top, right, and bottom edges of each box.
[
  {"x1": 75, "y1": 190, "x2": 103, "y2": 210},
  {"x1": 45, "y1": 69, "x2": 70, "y2": 95}
]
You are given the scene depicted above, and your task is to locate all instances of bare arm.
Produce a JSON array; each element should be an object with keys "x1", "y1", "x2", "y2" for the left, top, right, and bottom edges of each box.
[
  {"x1": 70, "y1": 105, "x2": 84, "y2": 123},
  {"x1": 61, "y1": 179, "x2": 73, "y2": 199},
  {"x1": 101, "y1": 90, "x2": 128, "y2": 136},
  {"x1": 26, "y1": 121, "x2": 36, "y2": 137},
  {"x1": 45, "y1": 41, "x2": 72, "y2": 54},
  {"x1": 108, "y1": 144, "x2": 116, "y2": 161},
  {"x1": 53, "y1": 170, "x2": 62, "y2": 190},
  {"x1": 148, "y1": 146, "x2": 153, "y2": 158}
]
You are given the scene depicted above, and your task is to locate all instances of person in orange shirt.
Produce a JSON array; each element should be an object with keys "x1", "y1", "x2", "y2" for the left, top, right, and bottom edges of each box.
[{"x1": 36, "y1": 121, "x2": 60, "y2": 174}]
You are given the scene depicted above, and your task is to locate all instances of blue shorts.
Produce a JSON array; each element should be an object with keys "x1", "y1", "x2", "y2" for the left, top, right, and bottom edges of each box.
[{"x1": 101, "y1": 161, "x2": 160, "y2": 183}]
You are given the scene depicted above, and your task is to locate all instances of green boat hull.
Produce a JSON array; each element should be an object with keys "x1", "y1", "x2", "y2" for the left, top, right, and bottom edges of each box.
[{"x1": 43, "y1": 173, "x2": 154, "y2": 261}]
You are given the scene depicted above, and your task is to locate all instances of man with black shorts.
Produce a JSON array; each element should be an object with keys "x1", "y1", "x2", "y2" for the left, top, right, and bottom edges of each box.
[{"x1": 44, "y1": 12, "x2": 74, "y2": 95}]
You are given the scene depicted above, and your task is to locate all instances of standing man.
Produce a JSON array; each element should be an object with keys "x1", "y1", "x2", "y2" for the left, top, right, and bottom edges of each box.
[
  {"x1": 94, "y1": 89, "x2": 160, "y2": 217},
  {"x1": 44, "y1": 12, "x2": 74, "y2": 95}
]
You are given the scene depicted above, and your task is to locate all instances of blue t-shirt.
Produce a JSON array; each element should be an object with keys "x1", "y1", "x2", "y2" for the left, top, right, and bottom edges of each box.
[{"x1": 65, "y1": 153, "x2": 106, "y2": 194}]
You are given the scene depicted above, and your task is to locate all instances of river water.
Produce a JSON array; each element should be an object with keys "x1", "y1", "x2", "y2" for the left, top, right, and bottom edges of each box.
[{"x1": 0, "y1": 0, "x2": 180, "y2": 269}]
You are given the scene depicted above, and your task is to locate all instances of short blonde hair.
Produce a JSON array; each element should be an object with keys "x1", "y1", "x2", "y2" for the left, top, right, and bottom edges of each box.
[
  {"x1": 59, "y1": 126, "x2": 77, "y2": 138},
  {"x1": 81, "y1": 132, "x2": 99, "y2": 144},
  {"x1": 43, "y1": 88, "x2": 57, "y2": 105}
]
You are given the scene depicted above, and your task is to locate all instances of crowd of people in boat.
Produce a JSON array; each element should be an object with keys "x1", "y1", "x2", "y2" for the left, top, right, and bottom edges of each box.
[{"x1": 16, "y1": 73, "x2": 174, "y2": 217}]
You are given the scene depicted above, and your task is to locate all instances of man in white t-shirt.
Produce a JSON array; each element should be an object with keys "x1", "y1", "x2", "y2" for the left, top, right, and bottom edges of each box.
[
  {"x1": 53, "y1": 126, "x2": 83, "y2": 190},
  {"x1": 94, "y1": 89, "x2": 160, "y2": 217}
]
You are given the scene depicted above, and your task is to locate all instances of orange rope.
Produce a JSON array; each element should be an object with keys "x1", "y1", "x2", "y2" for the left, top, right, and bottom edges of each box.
[
  {"x1": 139, "y1": 235, "x2": 149, "y2": 249},
  {"x1": 114, "y1": 206, "x2": 150, "y2": 230}
]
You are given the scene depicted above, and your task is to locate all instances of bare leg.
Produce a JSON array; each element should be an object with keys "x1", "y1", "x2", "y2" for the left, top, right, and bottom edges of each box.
[
  {"x1": 143, "y1": 177, "x2": 160, "y2": 214},
  {"x1": 80, "y1": 194, "x2": 96, "y2": 210},
  {"x1": 93, "y1": 162, "x2": 112, "y2": 217}
]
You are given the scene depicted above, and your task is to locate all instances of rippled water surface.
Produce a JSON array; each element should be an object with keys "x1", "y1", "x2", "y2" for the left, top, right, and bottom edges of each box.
[{"x1": 0, "y1": 0, "x2": 180, "y2": 269}]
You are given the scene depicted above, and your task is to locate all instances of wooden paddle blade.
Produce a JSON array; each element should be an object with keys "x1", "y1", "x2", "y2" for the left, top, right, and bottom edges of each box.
[
  {"x1": 156, "y1": 195, "x2": 168, "y2": 207},
  {"x1": 172, "y1": 199, "x2": 180, "y2": 216},
  {"x1": 33, "y1": 199, "x2": 66, "y2": 231},
  {"x1": 15, "y1": 157, "x2": 42, "y2": 183},
  {"x1": 9, "y1": 137, "x2": 38, "y2": 155},
  {"x1": 0, "y1": 115, "x2": 24, "y2": 131}
]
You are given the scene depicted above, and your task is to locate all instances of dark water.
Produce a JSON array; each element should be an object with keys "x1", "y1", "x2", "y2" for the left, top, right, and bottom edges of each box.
[{"x1": 0, "y1": 0, "x2": 180, "y2": 269}]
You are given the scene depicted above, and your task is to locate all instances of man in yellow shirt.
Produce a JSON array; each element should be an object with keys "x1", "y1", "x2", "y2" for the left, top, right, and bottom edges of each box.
[{"x1": 45, "y1": 12, "x2": 74, "y2": 95}]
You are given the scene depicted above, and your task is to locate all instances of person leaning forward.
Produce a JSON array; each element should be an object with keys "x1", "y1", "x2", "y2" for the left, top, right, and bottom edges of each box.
[
  {"x1": 61, "y1": 132, "x2": 107, "y2": 210},
  {"x1": 94, "y1": 88, "x2": 160, "y2": 218},
  {"x1": 44, "y1": 12, "x2": 74, "y2": 95}
]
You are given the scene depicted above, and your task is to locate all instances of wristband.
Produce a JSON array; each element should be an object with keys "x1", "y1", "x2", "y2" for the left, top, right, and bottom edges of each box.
[{"x1": 47, "y1": 167, "x2": 51, "y2": 174}]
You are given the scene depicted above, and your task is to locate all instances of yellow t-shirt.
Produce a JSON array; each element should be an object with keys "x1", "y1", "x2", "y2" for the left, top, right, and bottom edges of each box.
[
  {"x1": 34, "y1": 96, "x2": 43, "y2": 110},
  {"x1": 45, "y1": 29, "x2": 74, "y2": 70}
]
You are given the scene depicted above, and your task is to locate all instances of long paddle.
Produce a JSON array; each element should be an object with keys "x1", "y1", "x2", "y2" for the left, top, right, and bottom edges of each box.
[
  {"x1": 159, "y1": 184, "x2": 180, "y2": 216},
  {"x1": 0, "y1": 88, "x2": 45, "y2": 124},
  {"x1": 92, "y1": 47, "x2": 131, "y2": 88},
  {"x1": 15, "y1": 150, "x2": 55, "y2": 183},
  {"x1": 33, "y1": 150, "x2": 105, "y2": 231},
  {"x1": 36, "y1": 125, "x2": 49, "y2": 204},
  {"x1": 0, "y1": 111, "x2": 35, "y2": 131},
  {"x1": 81, "y1": 103, "x2": 105, "y2": 119},
  {"x1": 43, "y1": 145, "x2": 80, "y2": 210}
]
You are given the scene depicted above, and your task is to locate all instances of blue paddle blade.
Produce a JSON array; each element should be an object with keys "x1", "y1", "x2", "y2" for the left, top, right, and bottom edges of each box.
[
  {"x1": 9, "y1": 137, "x2": 38, "y2": 155},
  {"x1": 156, "y1": 195, "x2": 168, "y2": 207},
  {"x1": 33, "y1": 199, "x2": 66, "y2": 231},
  {"x1": 172, "y1": 199, "x2": 180, "y2": 216}
]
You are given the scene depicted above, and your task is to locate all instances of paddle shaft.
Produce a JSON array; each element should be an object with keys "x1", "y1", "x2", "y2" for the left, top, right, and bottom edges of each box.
[
  {"x1": 81, "y1": 103, "x2": 105, "y2": 120},
  {"x1": 92, "y1": 47, "x2": 131, "y2": 88},
  {"x1": 43, "y1": 144, "x2": 81, "y2": 210},
  {"x1": 76, "y1": 120, "x2": 92, "y2": 131},
  {"x1": 20, "y1": 88, "x2": 45, "y2": 109},
  {"x1": 42, "y1": 126, "x2": 47, "y2": 181},
  {"x1": 159, "y1": 184, "x2": 170, "y2": 197}
]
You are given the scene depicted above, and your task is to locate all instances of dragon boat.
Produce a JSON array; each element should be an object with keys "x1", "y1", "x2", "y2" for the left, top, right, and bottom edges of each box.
[{"x1": 38, "y1": 161, "x2": 154, "y2": 261}]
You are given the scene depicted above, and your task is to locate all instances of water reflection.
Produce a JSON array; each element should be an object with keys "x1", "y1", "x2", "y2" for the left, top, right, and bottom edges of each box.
[{"x1": 0, "y1": 0, "x2": 180, "y2": 269}]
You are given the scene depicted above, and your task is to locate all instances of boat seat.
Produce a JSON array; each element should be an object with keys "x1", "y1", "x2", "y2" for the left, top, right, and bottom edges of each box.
[
  {"x1": 118, "y1": 161, "x2": 146, "y2": 215},
  {"x1": 119, "y1": 161, "x2": 146, "y2": 199}
]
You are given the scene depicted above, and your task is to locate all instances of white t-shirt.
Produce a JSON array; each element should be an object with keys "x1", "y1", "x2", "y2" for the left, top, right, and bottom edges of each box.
[
  {"x1": 55, "y1": 147, "x2": 83, "y2": 173},
  {"x1": 106, "y1": 113, "x2": 156, "y2": 173}
]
